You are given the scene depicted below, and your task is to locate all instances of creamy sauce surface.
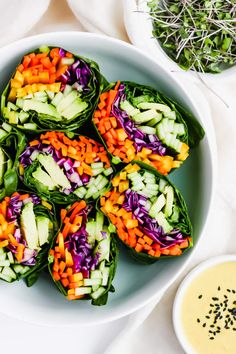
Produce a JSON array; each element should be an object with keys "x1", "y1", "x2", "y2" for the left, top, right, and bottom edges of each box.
[{"x1": 181, "y1": 262, "x2": 236, "y2": 354}]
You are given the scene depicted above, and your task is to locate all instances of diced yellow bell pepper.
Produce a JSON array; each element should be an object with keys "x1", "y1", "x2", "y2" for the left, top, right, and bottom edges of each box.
[
  {"x1": 11, "y1": 78, "x2": 22, "y2": 89},
  {"x1": 125, "y1": 163, "x2": 140, "y2": 174},
  {"x1": 14, "y1": 71, "x2": 24, "y2": 86},
  {"x1": 8, "y1": 88, "x2": 17, "y2": 102}
]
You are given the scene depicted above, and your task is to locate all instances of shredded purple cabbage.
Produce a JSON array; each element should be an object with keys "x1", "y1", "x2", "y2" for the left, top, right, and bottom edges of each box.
[
  {"x1": 64, "y1": 206, "x2": 102, "y2": 277},
  {"x1": 111, "y1": 84, "x2": 166, "y2": 155},
  {"x1": 59, "y1": 57, "x2": 92, "y2": 93},
  {"x1": 123, "y1": 189, "x2": 185, "y2": 248}
]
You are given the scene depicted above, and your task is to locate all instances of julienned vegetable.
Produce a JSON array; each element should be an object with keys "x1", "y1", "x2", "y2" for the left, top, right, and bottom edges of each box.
[
  {"x1": 149, "y1": 0, "x2": 236, "y2": 73},
  {"x1": 0, "y1": 123, "x2": 26, "y2": 199},
  {"x1": 1, "y1": 46, "x2": 106, "y2": 131},
  {"x1": 100, "y1": 163, "x2": 192, "y2": 263},
  {"x1": 93, "y1": 81, "x2": 204, "y2": 175},
  {"x1": 19, "y1": 132, "x2": 113, "y2": 204},
  {"x1": 49, "y1": 201, "x2": 117, "y2": 305},
  {"x1": 0, "y1": 192, "x2": 56, "y2": 285}
]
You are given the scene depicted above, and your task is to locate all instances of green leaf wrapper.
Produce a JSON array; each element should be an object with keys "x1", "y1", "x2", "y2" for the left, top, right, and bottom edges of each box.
[
  {"x1": 100, "y1": 161, "x2": 192, "y2": 264},
  {"x1": 0, "y1": 125, "x2": 26, "y2": 198},
  {"x1": 1, "y1": 46, "x2": 108, "y2": 133},
  {"x1": 93, "y1": 81, "x2": 205, "y2": 176}
]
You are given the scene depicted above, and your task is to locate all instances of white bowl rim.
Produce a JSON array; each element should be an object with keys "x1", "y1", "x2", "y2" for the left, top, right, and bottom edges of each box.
[
  {"x1": 173, "y1": 254, "x2": 236, "y2": 354},
  {"x1": 123, "y1": 0, "x2": 236, "y2": 84},
  {"x1": 0, "y1": 31, "x2": 217, "y2": 326}
]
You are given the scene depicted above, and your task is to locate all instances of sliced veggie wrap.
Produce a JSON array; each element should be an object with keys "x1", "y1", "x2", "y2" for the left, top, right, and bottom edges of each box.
[
  {"x1": 0, "y1": 124, "x2": 26, "y2": 199},
  {"x1": 0, "y1": 192, "x2": 57, "y2": 285},
  {"x1": 93, "y1": 81, "x2": 205, "y2": 175},
  {"x1": 19, "y1": 132, "x2": 113, "y2": 204},
  {"x1": 49, "y1": 200, "x2": 118, "y2": 305},
  {"x1": 100, "y1": 162, "x2": 192, "y2": 264},
  {"x1": 1, "y1": 46, "x2": 107, "y2": 132}
]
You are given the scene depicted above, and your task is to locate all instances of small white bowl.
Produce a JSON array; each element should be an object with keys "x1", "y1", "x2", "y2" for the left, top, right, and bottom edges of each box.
[
  {"x1": 173, "y1": 255, "x2": 236, "y2": 354},
  {"x1": 123, "y1": 0, "x2": 236, "y2": 84}
]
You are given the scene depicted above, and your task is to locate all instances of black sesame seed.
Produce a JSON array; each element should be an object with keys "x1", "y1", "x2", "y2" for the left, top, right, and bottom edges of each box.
[
  {"x1": 232, "y1": 290, "x2": 236, "y2": 294},
  {"x1": 224, "y1": 295, "x2": 228, "y2": 299},
  {"x1": 198, "y1": 294, "x2": 203, "y2": 299},
  {"x1": 197, "y1": 318, "x2": 200, "y2": 323},
  {"x1": 210, "y1": 304, "x2": 214, "y2": 307},
  {"x1": 210, "y1": 337, "x2": 214, "y2": 340},
  {"x1": 227, "y1": 289, "x2": 231, "y2": 293},
  {"x1": 209, "y1": 310, "x2": 212, "y2": 314},
  {"x1": 231, "y1": 321, "x2": 234, "y2": 325},
  {"x1": 206, "y1": 316, "x2": 210, "y2": 319},
  {"x1": 210, "y1": 325, "x2": 214, "y2": 328},
  {"x1": 233, "y1": 328, "x2": 236, "y2": 331},
  {"x1": 203, "y1": 323, "x2": 206, "y2": 328},
  {"x1": 212, "y1": 297, "x2": 219, "y2": 301},
  {"x1": 218, "y1": 286, "x2": 221, "y2": 291}
]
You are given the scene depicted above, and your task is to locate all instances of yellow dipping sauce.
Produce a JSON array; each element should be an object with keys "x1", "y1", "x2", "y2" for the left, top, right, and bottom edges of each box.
[{"x1": 181, "y1": 262, "x2": 236, "y2": 354}]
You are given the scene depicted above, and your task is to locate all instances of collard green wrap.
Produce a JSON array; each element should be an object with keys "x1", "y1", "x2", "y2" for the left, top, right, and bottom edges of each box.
[
  {"x1": 93, "y1": 80, "x2": 205, "y2": 175},
  {"x1": 0, "y1": 125, "x2": 26, "y2": 199},
  {"x1": 19, "y1": 132, "x2": 113, "y2": 205},
  {"x1": 48, "y1": 202, "x2": 118, "y2": 306},
  {"x1": 100, "y1": 162, "x2": 192, "y2": 264},
  {"x1": 0, "y1": 192, "x2": 57, "y2": 286},
  {"x1": 1, "y1": 46, "x2": 108, "y2": 132}
]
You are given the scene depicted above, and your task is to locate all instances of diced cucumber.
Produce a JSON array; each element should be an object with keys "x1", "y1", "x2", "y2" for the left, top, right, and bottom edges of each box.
[
  {"x1": 16, "y1": 98, "x2": 24, "y2": 109},
  {"x1": 30, "y1": 150, "x2": 40, "y2": 161},
  {"x1": 149, "y1": 194, "x2": 166, "y2": 217},
  {"x1": 95, "y1": 212, "x2": 104, "y2": 241},
  {"x1": 0, "y1": 248, "x2": 5, "y2": 255},
  {"x1": 75, "y1": 287, "x2": 92, "y2": 296},
  {"x1": 2, "y1": 123, "x2": 12, "y2": 132},
  {"x1": 85, "y1": 185, "x2": 98, "y2": 199},
  {"x1": 139, "y1": 126, "x2": 156, "y2": 135},
  {"x1": 39, "y1": 45, "x2": 50, "y2": 53},
  {"x1": 19, "y1": 112, "x2": 29, "y2": 124},
  {"x1": 91, "y1": 162, "x2": 104, "y2": 169},
  {"x1": 102, "y1": 267, "x2": 109, "y2": 286},
  {"x1": 0, "y1": 260, "x2": 10, "y2": 267},
  {"x1": 91, "y1": 270, "x2": 102, "y2": 279},
  {"x1": 92, "y1": 168, "x2": 104, "y2": 176},
  {"x1": 159, "y1": 179, "x2": 167, "y2": 193},
  {"x1": 91, "y1": 287, "x2": 106, "y2": 300},
  {"x1": 86, "y1": 221, "x2": 96, "y2": 245},
  {"x1": 57, "y1": 90, "x2": 78, "y2": 113},
  {"x1": 51, "y1": 92, "x2": 64, "y2": 107},
  {"x1": 164, "y1": 111, "x2": 176, "y2": 120},
  {"x1": 46, "y1": 91, "x2": 55, "y2": 100},
  {"x1": 131, "y1": 95, "x2": 153, "y2": 106},
  {"x1": 173, "y1": 123, "x2": 185, "y2": 136},
  {"x1": 95, "y1": 176, "x2": 109, "y2": 190},
  {"x1": 19, "y1": 266, "x2": 30, "y2": 275},
  {"x1": 8, "y1": 111, "x2": 19, "y2": 124},
  {"x1": 7, "y1": 102, "x2": 18, "y2": 111},
  {"x1": 120, "y1": 100, "x2": 140, "y2": 117},
  {"x1": 63, "y1": 85, "x2": 73, "y2": 96},
  {"x1": 2, "y1": 266, "x2": 16, "y2": 280},
  {"x1": 156, "y1": 212, "x2": 172, "y2": 233},
  {"x1": 133, "y1": 109, "x2": 159, "y2": 123},
  {"x1": 148, "y1": 114, "x2": 162, "y2": 126},
  {"x1": 83, "y1": 278, "x2": 102, "y2": 287},
  {"x1": 61, "y1": 58, "x2": 75, "y2": 66},
  {"x1": 104, "y1": 167, "x2": 113, "y2": 176},
  {"x1": 145, "y1": 183, "x2": 159, "y2": 191},
  {"x1": 0, "y1": 253, "x2": 7, "y2": 262},
  {"x1": 0, "y1": 273, "x2": 13, "y2": 282},
  {"x1": 137, "y1": 102, "x2": 171, "y2": 114},
  {"x1": 131, "y1": 181, "x2": 145, "y2": 191},
  {"x1": 73, "y1": 186, "x2": 87, "y2": 198},
  {"x1": 164, "y1": 186, "x2": 174, "y2": 217},
  {"x1": 99, "y1": 261, "x2": 106, "y2": 272},
  {"x1": 145, "y1": 200, "x2": 152, "y2": 211},
  {"x1": 7, "y1": 252, "x2": 14, "y2": 264},
  {"x1": 0, "y1": 129, "x2": 8, "y2": 140},
  {"x1": 23, "y1": 123, "x2": 38, "y2": 130}
]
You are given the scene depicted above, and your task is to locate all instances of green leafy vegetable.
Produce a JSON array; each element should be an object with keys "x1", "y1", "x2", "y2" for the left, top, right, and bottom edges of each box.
[
  {"x1": 0, "y1": 125, "x2": 26, "y2": 198},
  {"x1": 149, "y1": 0, "x2": 236, "y2": 73}
]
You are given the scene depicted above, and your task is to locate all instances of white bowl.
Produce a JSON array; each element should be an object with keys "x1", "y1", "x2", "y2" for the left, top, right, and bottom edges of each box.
[
  {"x1": 0, "y1": 31, "x2": 216, "y2": 326},
  {"x1": 173, "y1": 255, "x2": 236, "y2": 354},
  {"x1": 123, "y1": 0, "x2": 236, "y2": 84}
]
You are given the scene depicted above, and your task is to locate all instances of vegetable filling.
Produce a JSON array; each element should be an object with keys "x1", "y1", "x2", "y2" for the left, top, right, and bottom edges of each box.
[{"x1": 101, "y1": 163, "x2": 192, "y2": 259}]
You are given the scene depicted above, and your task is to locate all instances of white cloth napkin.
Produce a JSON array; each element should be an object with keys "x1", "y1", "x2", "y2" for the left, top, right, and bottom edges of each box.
[{"x1": 0, "y1": 1, "x2": 236, "y2": 353}]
